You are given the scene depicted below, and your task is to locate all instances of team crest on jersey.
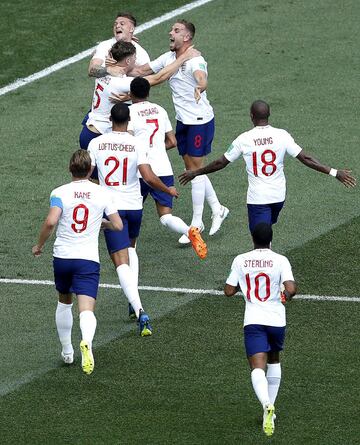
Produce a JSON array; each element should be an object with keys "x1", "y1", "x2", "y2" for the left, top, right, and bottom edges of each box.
[
  {"x1": 226, "y1": 143, "x2": 234, "y2": 153},
  {"x1": 180, "y1": 62, "x2": 187, "y2": 73},
  {"x1": 199, "y1": 63, "x2": 206, "y2": 71}
]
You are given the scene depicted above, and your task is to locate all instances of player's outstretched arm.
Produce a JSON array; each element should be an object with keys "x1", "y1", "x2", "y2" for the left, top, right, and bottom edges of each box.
[
  {"x1": 146, "y1": 47, "x2": 201, "y2": 86},
  {"x1": 139, "y1": 164, "x2": 179, "y2": 198},
  {"x1": 178, "y1": 155, "x2": 230, "y2": 185},
  {"x1": 296, "y1": 151, "x2": 356, "y2": 188},
  {"x1": 32, "y1": 207, "x2": 62, "y2": 256}
]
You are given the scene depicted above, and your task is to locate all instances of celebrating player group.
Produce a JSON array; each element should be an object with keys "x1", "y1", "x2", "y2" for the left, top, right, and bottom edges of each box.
[{"x1": 32, "y1": 11, "x2": 356, "y2": 437}]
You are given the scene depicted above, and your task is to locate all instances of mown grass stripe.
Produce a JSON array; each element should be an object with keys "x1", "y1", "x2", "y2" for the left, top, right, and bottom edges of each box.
[{"x1": 0, "y1": 0, "x2": 215, "y2": 97}]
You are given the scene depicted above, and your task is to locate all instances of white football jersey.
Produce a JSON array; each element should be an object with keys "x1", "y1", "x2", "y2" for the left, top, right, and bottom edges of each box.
[
  {"x1": 88, "y1": 131, "x2": 149, "y2": 210},
  {"x1": 92, "y1": 38, "x2": 150, "y2": 66},
  {"x1": 87, "y1": 75, "x2": 133, "y2": 134},
  {"x1": 128, "y1": 101, "x2": 173, "y2": 177},
  {"x1": 226, "y1": 248, "x2": 294, "y2": 327},
  {"x1": 149, "y1": 52, "x2": 214, "y2": 125},
  {"x1": 224, "y1": 125, "x2": 302, "y2": 204},
  {"x1": 51, "y1": 180, "x2": 117, "y2": 263}
]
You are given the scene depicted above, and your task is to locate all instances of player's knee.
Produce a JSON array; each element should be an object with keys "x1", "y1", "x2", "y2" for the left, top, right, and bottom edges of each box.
[
  {"x1": 191, "y1": 175, "x2": 205, "y2": 185},
  {"x1": 160, "y1": 214, "x2": 172, "y2": 227}
]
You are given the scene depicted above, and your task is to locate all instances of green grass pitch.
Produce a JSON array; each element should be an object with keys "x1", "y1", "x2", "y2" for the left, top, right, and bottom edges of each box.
[{"x1": 0, "y1": 0, "x2": 359, "y2": 443}]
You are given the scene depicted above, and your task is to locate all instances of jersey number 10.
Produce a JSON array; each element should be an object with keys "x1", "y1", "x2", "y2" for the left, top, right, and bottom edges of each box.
[{"x1": 245, "y1": 272, "x2": 271, "y2": 302}]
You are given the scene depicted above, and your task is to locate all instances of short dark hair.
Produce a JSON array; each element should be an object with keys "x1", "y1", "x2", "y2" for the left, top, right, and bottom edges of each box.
[
  {"x1": 176, "y1": 19, "x2": 195, "y2": 38},
  {"x1": 110, "y1": 41, "x2": 136, "y2": 62},
  {"x1": 111, "y1": 103, "x2": 130, "y2": 124},
  {"x1": 251, "y1": 223, "x2": 273, "y2": 246},
  {"x1": 130, "y1": 77, "x2": 150, "y2": 99},
  {"x1": 116, "y1": 12, "x2": 137, "y2": 27},
  {"x1": 250, "y1": 100, "x2": 270, "y2": 120},
  {"x1": 69, "y1": 150, "x2": 91, "y2": 178}
]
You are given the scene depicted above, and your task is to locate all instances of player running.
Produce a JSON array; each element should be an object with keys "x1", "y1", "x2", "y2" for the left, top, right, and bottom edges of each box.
[
  {"x1": 224, "y1": 223, "x2": 297, "y2": 437},
  {"x1": 32, "y1": 150, "x2": 122, "y2": 375},
  {"x1": 179, "y1": 100, "x2": 356, "y2": 232},
  {"x1": 128, "y1": 77, "x2": 207, "y2": 258}
]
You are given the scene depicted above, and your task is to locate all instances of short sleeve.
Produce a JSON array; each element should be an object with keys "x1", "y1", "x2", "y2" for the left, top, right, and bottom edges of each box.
[
  {"x1": 50, "y1": 193, "x2": 63, "y2": 209},
  {"x1": 164, "y1": 111, "x2": 173, "y2": 133},
  {"x1": 280, "y1": 256, "x2": 295, "y2": 283},
  {"x1": 285, "y1": 132, "x2": 302, "y2": 158},
  {"x1": 87, "y1": 141, "x2": 97, "y2": 166},
  {"x1": 103, "y1": 192, "x2": 118, "y2": 217},
  {"x1": 136, "y1": 143, "x2": 150, "y2": 166},
  {"x1": 224, "y1": 135, "x2": 244, "y2": 162},
  {"x1": 92, "y1": 40, "x2": 111, "y2": 62},
  {"x1": 226, "y1": 258, "x2": 240, "y2": 287},
  {"x1": 190, "y1": 56, "x2": 208, "y2": 75},
  {"x1": 149, "y1": 52, "x2": 169, "y2": 73}
]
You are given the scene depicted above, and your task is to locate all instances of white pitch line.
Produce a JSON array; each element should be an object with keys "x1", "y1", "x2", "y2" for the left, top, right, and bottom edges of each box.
[
  {"x1": 0, "y1": 278, "x2": 358, "y2": 302},
  {"x1": 0, "y1": 0, "x2": 215, "y2": 97}
]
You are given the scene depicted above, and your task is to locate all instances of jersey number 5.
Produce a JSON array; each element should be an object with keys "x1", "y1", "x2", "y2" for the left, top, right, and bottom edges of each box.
[
  {"x1": 146, "y1": 119, "x2": 159, "y2": 147},
  {"x1": 245, "y1": 272, "x2": 271, "y2": 302},
  {"x1": 104, "y1": 156, "x2": 128, "y2": 186},
  {"x1": 93, "y1": 83, "x2": 104, "y2": 110},
  {"x1": 252, "y1": 150, "x2": 277, "y2": 176},
  {"x1": 71, "y1": 204, "x2": 89, "y2": 233}
]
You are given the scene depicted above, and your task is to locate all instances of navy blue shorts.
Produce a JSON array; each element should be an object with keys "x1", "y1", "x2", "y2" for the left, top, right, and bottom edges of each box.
[
  {"x1": 244, "y1": 324, "x2": 286, "y2": 357},
  {"x1": 53, "y1": 257, "x2": 100, "y2": 299},
  {"x1": 247, "y1": 201, "x2": 285, "y2": 233},
  {"x1": 176, "y1": 118, "x2": 215, "y2": 157},
  {"x1": 104, "y1": 209, "x2": 143, "y2": 254},
  {"x1": 140, "y1": 175, "x2": 174, "y2": 208},
  {"x1": 79, "y1": 125, "x2": 101, "y2": 180}
]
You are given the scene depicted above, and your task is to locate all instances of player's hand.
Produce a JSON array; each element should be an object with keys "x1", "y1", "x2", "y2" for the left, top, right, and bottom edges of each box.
[
  {"x1": 182, "y1": 45, "x2": 201, "y2": 61},
  {"x1": 168, "y1": 186, "x2": 179, "y2": 198},
  {"x1": 280, "y1": 291, "x2": 287, "y2": 304},
  {"x1": 131, "y1": 35, "x2": 140, "y2": 43},
  {"x1": 194, "y1": 86, "x2": 202, "y2": 103},
  {"x1": 178, "y1": 170, "x2": 196, "y2": 185},
  {"x1": 106, "y1": 65, "x2": 126, "y2": 77},
  {"x1": 32, "y1": 245, "x2": 43, "y2": 257},
  {"x1": 336, "y1": 169, "x2": 356, "y2": 188},
  {"x1": 105, "y1": 54, "x2": 117, "y2": 67},
  {"x1": 109, "y1": 92, "x2": 131, "y2": 103}
]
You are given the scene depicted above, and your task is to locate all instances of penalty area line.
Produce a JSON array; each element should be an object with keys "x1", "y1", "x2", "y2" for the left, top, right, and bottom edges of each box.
[
  {"x1": 0, "y1": 0, "x2": 216, "y2": 97},
  {"x1": 0, "y1": 278, "x2": 359, "y2": 302}
]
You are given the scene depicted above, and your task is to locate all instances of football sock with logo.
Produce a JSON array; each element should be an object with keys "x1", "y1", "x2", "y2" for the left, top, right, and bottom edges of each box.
[
  {"x1": 55, "y1": 301, "x2": 73, "y2": 354},
  {"x1": 160, "y1": 214, "x2": 189, "y2": 235},
  {"x1": 116, "y1": 264, "x2": 142, "y2": 319},
  {"x1": 128, "y1": 247, "x2": 139, "y2": 287},
  {"x1": 190, "y1": 175, "x2": 206, "y2": 227},
  {"x1": 266, "y1": 363, "x2": 281, "y2": 405},
  {"x1": 79, "y1": 310, "x2": 97, "y2": 348},
  {"x1": 251, "y1": 368, "x2": 271, "y2": 408},
  {"x1": 204, "y1": 175, "x2": 221, "y2": 214}
]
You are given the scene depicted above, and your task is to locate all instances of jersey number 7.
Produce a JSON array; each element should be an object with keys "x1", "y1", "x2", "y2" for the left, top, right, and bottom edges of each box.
[{"x1": 146, "y1": 119, "x2": 159, "y2": 147}]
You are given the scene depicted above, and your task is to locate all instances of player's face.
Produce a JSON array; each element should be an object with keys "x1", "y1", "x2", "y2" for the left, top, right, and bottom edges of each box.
[
  {"x1": 169, "y1": 23, "x2": 191, "y2": 51},
  {"x1": 113, "y1": 17, "x2": 135, "y2": 42}
]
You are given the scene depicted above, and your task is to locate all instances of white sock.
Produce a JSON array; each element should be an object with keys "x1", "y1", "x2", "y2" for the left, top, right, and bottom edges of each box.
[
  {"x1": 267, "y1": 363, "x2": 281, "y2": 405},
  {"x1": 79, "y1": 310, "x2": 97, "y2": 349},
  {"x1": 128, "y1": 247, "x2": 139, "y2": 287},
  {"x1": 204, "y1": 175, "x2": 221, "y2": 214},
  {"x1": 160, "y1": 214, "x2": 189, "y2": 235},
  {"x1": 190, "y1": 175, "x2": 206, "y2": 227},
  {"x1": 251, "y1": 368, "x2": 271, "y2": 408},
  {"x1": 55, "y1": 302, "x2": 73, "y2": 354},
  {"x1": 116, "y1": 264, "x2": 143, "y2": 318}
]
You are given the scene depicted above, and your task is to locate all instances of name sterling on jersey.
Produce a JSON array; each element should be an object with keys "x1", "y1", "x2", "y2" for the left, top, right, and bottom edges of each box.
[{"x1": 244, "y1": 259, "x2": 274, "y2": 268}]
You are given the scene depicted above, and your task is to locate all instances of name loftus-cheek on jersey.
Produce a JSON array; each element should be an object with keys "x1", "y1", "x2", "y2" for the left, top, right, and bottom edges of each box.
[{"x1": 98, "y1": 143, "x2": 135, "y2": 152}]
